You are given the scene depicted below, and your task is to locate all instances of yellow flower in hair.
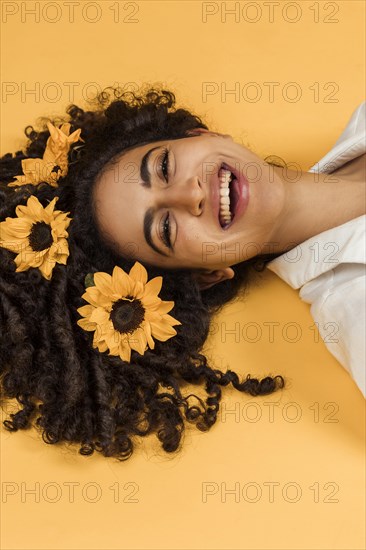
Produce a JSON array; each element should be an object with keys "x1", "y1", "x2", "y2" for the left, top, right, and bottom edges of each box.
[
  {"x1": 8, "y1": 121, "x2": 84, "y2": 188},
  {"x1": 0, "y1": 195, "x2": 72, "y2": 280},
  {"x1": 77, "y1": 262, "x2": 182, "y2": 362}
]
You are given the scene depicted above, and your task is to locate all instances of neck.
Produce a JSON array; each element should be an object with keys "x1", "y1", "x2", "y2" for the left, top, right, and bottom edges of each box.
[{"x1": 265, "y1": 164, "x2": 366, "y2": 255}]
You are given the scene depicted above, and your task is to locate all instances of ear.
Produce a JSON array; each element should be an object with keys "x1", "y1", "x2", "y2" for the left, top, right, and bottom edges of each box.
[
  {"x1": 192, "y1": 267, "x2": 235, "y2": 291},
  {"x1": 186, "y1": 128, "x2": 233, "y2": 140}
]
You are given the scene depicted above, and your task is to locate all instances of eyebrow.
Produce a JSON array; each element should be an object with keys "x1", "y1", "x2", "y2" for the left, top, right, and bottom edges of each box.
[
  {"x1": 140, "y1": 146, "x2": 169, "y2": 257},
  {"x1": 140, "y1": 146, "x2": 159, "y2": 189}
]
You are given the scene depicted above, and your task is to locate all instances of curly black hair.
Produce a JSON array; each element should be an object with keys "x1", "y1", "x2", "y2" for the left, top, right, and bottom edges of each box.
[{"x1": 0, "y1": 84, "x2": 286, "y2": 461}]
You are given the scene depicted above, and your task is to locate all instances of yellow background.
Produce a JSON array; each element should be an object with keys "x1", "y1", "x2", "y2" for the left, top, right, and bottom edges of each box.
[{"x1": 1, "y1": 1, "x2": 365, "y2": 549}]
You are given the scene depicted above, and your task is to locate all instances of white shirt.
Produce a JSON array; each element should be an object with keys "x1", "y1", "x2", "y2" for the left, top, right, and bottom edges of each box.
[{"x1": 266, "y1": 101, "x2": 366, "y2": 398}]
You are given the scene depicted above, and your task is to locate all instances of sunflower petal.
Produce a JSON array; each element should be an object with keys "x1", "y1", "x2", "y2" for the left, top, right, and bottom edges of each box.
[
  {"x1": 1, "y1": 219, "x2": 31, "y2": 239},
  {"x1": 25, "y1": 195, "x2": 47, "y2": 220},
  {"x1": 96, "y1": 340, "x2": 109, "y2": 353},
  {"x1": 155, "y1": 301, "x2": 175, "y2": 314},
  {"x1": 52, "y1": 210, "x2": 71, "y2": 223},
  {"x1": 15, "y1": 204, "x2": 32, "y2": 219},
  {"x1": 51, "y1": 226, "x2": 65, "y2": 241},
  {"x1": 83, "y1": 286, "x2": 112, "y2": 309},
  {"x1": 162, "y1": 313, "x2": 182, "y2": 326},
  {"x1": 38, "y1": 257, "x2": 56, "y2": 279},
  {"x1": 14, "y1": 258, "x2": 31, "y2": 273},
  {"x1": 47, "y1": 121, "x2": 64, "y2": 143},
  {"x1": 14, "y1": 249, "x2": 40, "y2": 269},
  {"x1": 77, "y1": 318, "x2": 97, "y2": 331},
  {"x1": 143, "y1": 298, "x2": 174, "y2": 314},
  {"x1": 55, "y1": 254, "x2": 69, "y2": 265},
  {"x1": 7, "y1": 175, "x2": 35, "y2": 187},
  {"x1": 118, "y1": 342, "x2": 131, "y2": 362},
  {"x1": 139, "y1": 293, "x2": 161, "y2": 308},
  {"x1": 109, "y1": 339, "x2": 122, "y2": 356},
  {"x1": 21, "y1": 159, "x2": 52, "y2": 185},
  {"x1": 149, "y1": 320, "x2": 178, "y2": 341},
  {"x1": 142, "y1": 321, "x2": 155, "y2": 350},
  {"x1": 50, "y1": 239, "x2": 69, "y2": 257},
  {"x1": 93, "y1": 324, "x2": 113, "y2": 349},
  {"x1": 77, "y1": 305, "x2": 95, "y2": 318},
  {"x1": 133, "y1": 281, "x2": 145, "y2": 299},
  {"x1": 129, "y1": 327, "x2": 148, "y2": 355},
  {"x1": 89, "y1": 307, "x2": 109, "y2": 325},
  {"x1": 94, "y1": 272, "x2": 113, "y2": 296},
  {"x1": 67, "y1": 127, "x2": 83, "y2": 143},
  {"x1": 0, "y1": 237, "x2": 25, "y2": 254},
  {"x1": 143, "y1": 276, "x2": 163, "y2": 299},
  {"x1": 112, "y1": 266, "x2": 134, "y2": 297},
  {"x1": 44, "y1": 197, "x2": 59, "y2": 215},
  {"x1": 51, "y1": 215, "x2": 71, "y2": 238},
  {"x1": 29, "y1": 246, "x2": 49, "y2": 265},
  {"x1": 129, "y1": 261, "x2": 148, "y2": 285},
  {"x1": 105, "y1": 329, "x2": 121, "y2": 351}
]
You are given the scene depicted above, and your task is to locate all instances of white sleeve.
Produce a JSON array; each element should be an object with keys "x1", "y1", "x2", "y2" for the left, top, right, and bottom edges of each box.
[{"x1": 301, "y1": 270, "x2": 366, "y2": 398}]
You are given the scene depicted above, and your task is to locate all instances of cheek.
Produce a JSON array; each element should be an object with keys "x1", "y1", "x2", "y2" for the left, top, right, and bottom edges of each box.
[
  {"x1": 177, "y1": 231, "x2": 208, "y2": 264},
  {"x1": 178, "y1": 220, "x2": 204, "y2": 247}
]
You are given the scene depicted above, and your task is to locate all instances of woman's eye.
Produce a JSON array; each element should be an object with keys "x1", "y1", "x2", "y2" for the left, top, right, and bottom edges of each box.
[
  {"x1": 158, "y1": 147, "x2": 170, "y2": 183},
  {"x1": 160, "y1": 213, "x2": 172, "y2": 250},
  {"x1": 158, "y1": 147, "x2": 172, "y2": 249}
]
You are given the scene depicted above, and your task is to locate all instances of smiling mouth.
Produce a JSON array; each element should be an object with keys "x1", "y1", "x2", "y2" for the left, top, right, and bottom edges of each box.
[{"x1": 218, "y1": 163, "x2": 239, "y2": 228}]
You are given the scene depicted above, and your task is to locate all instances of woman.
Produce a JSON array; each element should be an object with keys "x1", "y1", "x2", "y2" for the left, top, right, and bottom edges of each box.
[{"x1": 0, "y1": 86, "x2": 363, "y2": 461}]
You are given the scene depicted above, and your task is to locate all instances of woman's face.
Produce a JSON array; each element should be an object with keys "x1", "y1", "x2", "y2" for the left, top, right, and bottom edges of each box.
[{"x1": 93, "y1": 129, "x2": 285, "y2": 275}]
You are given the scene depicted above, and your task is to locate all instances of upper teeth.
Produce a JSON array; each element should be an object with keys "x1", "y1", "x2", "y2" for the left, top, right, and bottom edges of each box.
[{"x1": 219, "y1": 168, "x2": 233, "y2": 225}]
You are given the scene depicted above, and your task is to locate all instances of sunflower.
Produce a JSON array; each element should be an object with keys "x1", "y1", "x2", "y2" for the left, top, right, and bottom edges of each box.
[
  {"x1": 8, "y1": 121, "x2": 84, "y2": 188},
  {"x1": 0, "y1": 195, "x2": 72, "y2": 280},
  {"x1": 77, "y1": 262, "x2": 182, "y2": 362}
]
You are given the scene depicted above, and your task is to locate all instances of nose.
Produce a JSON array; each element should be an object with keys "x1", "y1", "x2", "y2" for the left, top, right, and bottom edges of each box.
[{"x1": 156, "y1": 175, "x2": 204, "y2": 215}]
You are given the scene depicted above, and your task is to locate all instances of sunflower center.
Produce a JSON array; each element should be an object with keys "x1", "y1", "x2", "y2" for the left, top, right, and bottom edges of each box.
[
  {"x1": 28, "y1": 222, "x2": 53, "y2": 252},
  {"x1": 110, "y1": 297, "x2": 145, "y2": 334}
]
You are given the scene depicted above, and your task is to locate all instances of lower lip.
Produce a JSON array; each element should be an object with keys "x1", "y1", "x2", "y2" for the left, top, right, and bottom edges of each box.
[{"x1": 221, "y1": 163, "x2": 250, "y2": 229}]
